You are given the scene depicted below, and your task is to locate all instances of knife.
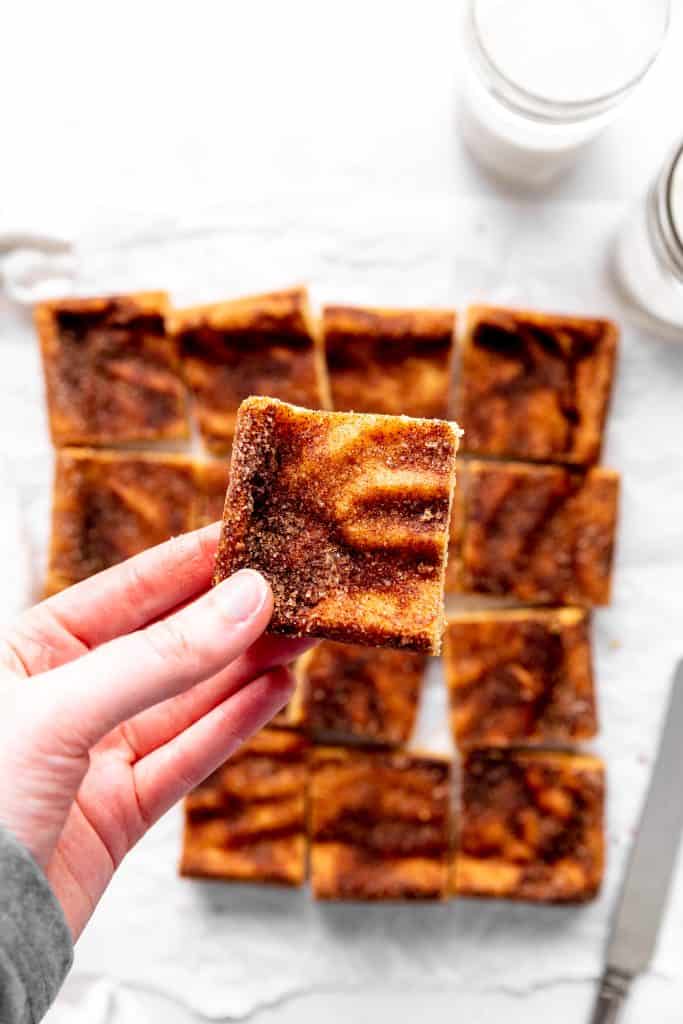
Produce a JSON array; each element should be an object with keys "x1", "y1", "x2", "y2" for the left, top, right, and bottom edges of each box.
[{"x1": 590, "y1": 659, "x2": 683, "y2": 1023}]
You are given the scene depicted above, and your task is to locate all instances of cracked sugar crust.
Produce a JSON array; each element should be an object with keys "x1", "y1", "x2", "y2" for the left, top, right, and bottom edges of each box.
[
  {"x1": 444, "y1": 607, "x2": 596, "y2": 749},
  {"x1": 180, "y1": 728, "x2": 309, "y2": 886},
  {"x1": 458, "y1": 306, "x2": 618, "y2": 466},
  {"x1": 323, "y1": 304, "x2": 456, "y2": 419},
  {"x1": 294, "y1": 641, "x2": 427, "y2": 745},
  {"x1": 47, "y1": 448, "x2": 197, "y2": 589},
  {"x1": 35, "y1": 291, "x2": 189, "y2": 446},
  {"x1": 310, "y1": 746, "x2": 451, "y2": 900},
  {"x1": 214, "y1": 397, "x2": 460, "y2": 653},
  {"x1": 460, "y1": 460, "x2": 619, "y2": 606},
  {"x1": 454, "y1": 748, "x2": 605, "y2": 903},
  {"x1": 171, "y1": 286, "x2": 331, "y2": 454}
]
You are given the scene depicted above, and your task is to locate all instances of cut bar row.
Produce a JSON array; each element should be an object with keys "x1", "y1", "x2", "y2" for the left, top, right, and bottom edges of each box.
[
  {"x1": 45, "y1": 444, "x2": 619, "y2": 613},
  {"x1": 289, "y1": 609, "x2": 597, "y2": 750},
  {"x1": 180, "y1": 729, "x2": 605, "y2": 904},
  {"x1": 36, "y1": 288, "x2": 618, "y2": 467},
  {"x1": 46, "y1": 398, "x2": 461, "y2": 655}
]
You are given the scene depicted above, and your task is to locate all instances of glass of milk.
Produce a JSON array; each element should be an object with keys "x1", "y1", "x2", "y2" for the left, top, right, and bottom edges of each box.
[
  {"x1": 615, "y1": 140, "x2": 683, "y2": 337},
  {"x1": 459, "y1": 0, "x2": 670, "y2": 187}
]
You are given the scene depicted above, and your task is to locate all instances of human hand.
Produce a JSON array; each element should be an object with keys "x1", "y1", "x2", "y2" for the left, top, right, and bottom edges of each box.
[{"x1": 0, "y1": 523, "x2": 311, "y2": 941}]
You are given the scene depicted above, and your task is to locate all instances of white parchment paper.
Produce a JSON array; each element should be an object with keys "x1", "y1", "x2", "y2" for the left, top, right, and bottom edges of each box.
[{"x1": 2, "y1": 192, "x2": 683, "y2": 1021}]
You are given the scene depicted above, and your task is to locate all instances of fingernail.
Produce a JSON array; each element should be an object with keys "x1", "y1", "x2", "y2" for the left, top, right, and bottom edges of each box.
[{"x1": 214, "y1": 570, "x2": 268, "y2": 623}]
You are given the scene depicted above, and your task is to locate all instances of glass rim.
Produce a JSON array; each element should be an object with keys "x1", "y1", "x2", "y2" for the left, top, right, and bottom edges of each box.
[
  {"x1": 466, "y1": 0, "x2": 671, "y2": 125},
  {"x1": 660, "y1": 139, "x2": 683, "y2": 277}
]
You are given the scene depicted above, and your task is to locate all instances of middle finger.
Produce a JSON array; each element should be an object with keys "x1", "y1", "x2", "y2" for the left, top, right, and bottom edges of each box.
[{"x1": 102, "y1": 634, "x2": 315, "y2": 762}]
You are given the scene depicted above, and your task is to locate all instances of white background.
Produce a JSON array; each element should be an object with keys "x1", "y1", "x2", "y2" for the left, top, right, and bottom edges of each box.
[{"x1": 2, "y1": 2, "x2": 683, "y2": 1022}]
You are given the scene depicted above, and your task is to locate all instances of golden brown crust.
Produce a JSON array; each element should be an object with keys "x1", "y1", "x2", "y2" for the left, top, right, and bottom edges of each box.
[
  {"x1": 460, "y1": 460, "x2": 619, "y2": 606},
  {"x1": 171, "y1": 287, "x2": 330, "y2": 454},
  {"x1": 323, "y1": 305, "x2": 456, "y2": 418},
  {"x1": 443, "y1": 608, "x2": 596, "y2": 748},
  {"x1": 214, "y1": 397, "x2": 460, "y2": 653},
  {"x1": 294, "y1": 642, "x2": 426, "y2": 744},
  {"x1": 458, "y1": 306, "x2": 618, "y2": 466},
  {"x1": 310, "y1": 747, "x2": 451, "y2": 900},
  {"x1": 193, "y1": 459, "x2": 231, "y2": 528},
  {"x1": 454, "y1": 748, "x2": 605, "y2": 902},
  {"x1": 35, "y1": 291, "x2": 189, "y2": 446},
  {"x1": 180, "y1": 728, "x2": 309, "y2": 885},
  {"x1": 46, "y1": 448, "x2": 197, "y2": 589}
]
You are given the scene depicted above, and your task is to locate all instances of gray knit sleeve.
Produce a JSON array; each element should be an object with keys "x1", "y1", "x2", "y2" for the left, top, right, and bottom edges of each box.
[{"x1": 0, "y1": 824, "x2": 73, "y2": 1023}]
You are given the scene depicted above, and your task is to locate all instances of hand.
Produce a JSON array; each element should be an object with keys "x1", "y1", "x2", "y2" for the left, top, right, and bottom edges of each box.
[{"x1": 0, "y1": 523, "x2": 311, "y2": 941}]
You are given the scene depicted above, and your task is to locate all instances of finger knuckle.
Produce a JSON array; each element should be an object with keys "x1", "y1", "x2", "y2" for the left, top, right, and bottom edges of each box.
[
  {"x1": 122, "y1": 558, "x2": 158, "y2": 611},
  {"x1": 143, "y1": 617, "x2": 198, "y2": 674},
  {"x1": 160, "y1": 532, "x2": 212, "y2": 596}
]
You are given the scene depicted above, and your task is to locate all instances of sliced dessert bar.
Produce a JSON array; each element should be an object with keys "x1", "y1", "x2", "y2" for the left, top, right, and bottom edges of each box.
[
  {"x1": 459, "y1": 460, "x2": 619, "y2": 605},
  {"x1": 171, "y1": 286, "x2": 330, "y2": 454},
  {"x1": 323, "y1": 304, "x2": 455, "y2": 419},
  {"x1": 180, "y1": 729, "x2": 309, "y2": 885},
  {"x1": 457, "y1": 306, "x2": 618, "y2": 465},
  {"x1": 36, "y1": 291, "x2": 188, "y2": 446},
  {"x1": 46, "y1": 448, "x2": 196, "y2": 593},
  {"x1": 293, "y1": 641, "x2": 426, "y2": 745},
  {"x1": 214, "y1": 397, "x2": 460, "y2": 652},
  {"x1": 444, "y1": 608, "x2": 596, "y2": 748},
  {"x1": 454, "y1": 748, "x2": 605, "y2": 903},
  {"x1": 310, "y1": 747, "x2": 451, "y2": 900}
]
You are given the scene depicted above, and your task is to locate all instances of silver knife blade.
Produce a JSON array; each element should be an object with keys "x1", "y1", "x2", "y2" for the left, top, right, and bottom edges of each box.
[{"x1": 606, "y1": 658, "x2": 683, "y2": 975}]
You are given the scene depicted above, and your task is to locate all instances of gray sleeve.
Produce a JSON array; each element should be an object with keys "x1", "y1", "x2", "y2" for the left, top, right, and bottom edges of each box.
[{"x1": 0, "y1": 824, "x2": 73, "y2": 1024}]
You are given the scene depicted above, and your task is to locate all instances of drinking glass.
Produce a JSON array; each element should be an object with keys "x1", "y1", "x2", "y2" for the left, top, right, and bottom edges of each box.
[
  {"x1": 615, "y1": 139, "x2": 683, "y2": 337},
  {"x1": 459, "y1": 0, "x2": 670, "y2": 187}
]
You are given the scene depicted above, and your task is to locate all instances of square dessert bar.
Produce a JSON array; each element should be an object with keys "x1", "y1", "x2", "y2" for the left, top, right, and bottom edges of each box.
[
  {"x1": 323, "y1": 305, "x2": 456, "y2": 419},
  {"x1": 444, "y1": 608, "x2": 596, "y2": 749},
  {"x1": 454, "y1": 748, "x2": 605, "y2": 903},
  {"x1": 310, "y1": 747, "x2": 451, "y2": 900},
  {"x1": 293, "y1": 641, "x2": 427, "y2": 745},
  {"x1": 459, "y1": 460, "x2": 619, "y2": 605},
  {"x1": 35, "y1": 291, "x2": 189, "y2": 447},
  {"x1": 46, "y1": 448, "x2": 197, "y2": 593},
  {"x1": 214, "y1": 397, "x2": 460, "y2": 653},
  {"x1": 180, "y1": 729, "x2": 309, "y2": 885},
  {"x1": 171, "y1": 286, "x2": 330, "y2": 454},
  {"x1": 457, "y1": 306, "x2": 618, "y2": 466}
]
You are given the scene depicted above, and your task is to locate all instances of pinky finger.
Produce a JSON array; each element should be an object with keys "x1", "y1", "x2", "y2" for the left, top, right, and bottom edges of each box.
[{"x1": 132, "y1": 667, "x2": 294, "y2": 827}]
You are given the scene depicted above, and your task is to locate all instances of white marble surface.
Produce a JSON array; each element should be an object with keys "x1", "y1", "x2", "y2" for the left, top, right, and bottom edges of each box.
[{"x1": 2, "y1": 2, "x2": 683, "y2": 1022}]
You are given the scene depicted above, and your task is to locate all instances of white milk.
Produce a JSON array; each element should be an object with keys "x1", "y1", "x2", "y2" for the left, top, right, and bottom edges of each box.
[{"x1": 459, "y1": 0, "x2": 669, "y2": 186}]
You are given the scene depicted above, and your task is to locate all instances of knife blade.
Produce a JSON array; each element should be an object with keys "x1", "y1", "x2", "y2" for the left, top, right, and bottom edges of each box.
[{"x1": 590, "y1": 659, "x2": 683, "y2": 1023}]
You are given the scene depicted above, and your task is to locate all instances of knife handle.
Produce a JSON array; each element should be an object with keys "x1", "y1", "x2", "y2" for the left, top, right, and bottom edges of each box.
[{"x1": 589, "y1": 966, "x2": 632, "y2": 1024}]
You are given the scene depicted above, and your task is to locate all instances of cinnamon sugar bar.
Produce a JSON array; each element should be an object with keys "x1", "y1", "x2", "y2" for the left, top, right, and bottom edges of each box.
[
  {"x1": 46, "y1": 448, "x2": 196, "y2": 592},
  {"x1": 444, "y1": 608, "x2": 596, "y2": 749},
  {"x1": 459, "y1": 460, "x2": 619, "y2": 605},
  {"x1": 171, "y1": 287, "x2": 330, "y2": 454},
  {"x1": 214, "y1": 397, "x2": 460, "y2": 653},
  {"x1": 293, "y1": 641, "x2": 426, "y2": 745},
  {"x1": 180, "y1": 729, "x2": 309, "y2": 885},
  {"x1": 310, "y1": 747, "x2": 451, "y2": 900},
  {"x1": 457, "y1": 306, "x2": 618, "y2": 465},
  {"x1": 323, "y1": 305, "x2": 455, "y2": 418},
  {"x1": 35, "y1": 292, "x2": 188, "y2": 446},
  {"x1": 454, "y1": 748, "x2": 605, "y2": 902}
]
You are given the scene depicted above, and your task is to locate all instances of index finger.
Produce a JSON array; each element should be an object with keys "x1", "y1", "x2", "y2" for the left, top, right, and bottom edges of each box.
[{"x1": 39, "y1": 523, "x2": 221, "y2": 649}]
